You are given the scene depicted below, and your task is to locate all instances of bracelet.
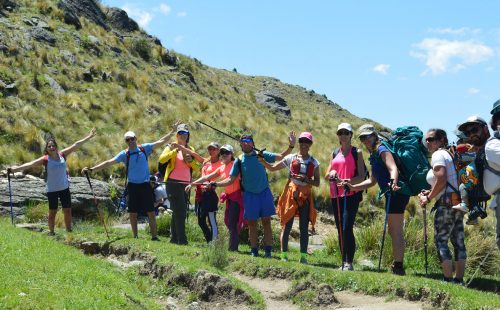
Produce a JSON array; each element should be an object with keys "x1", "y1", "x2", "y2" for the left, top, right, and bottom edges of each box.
[{"x1": 288, "y1": 145, "x2": 294, "y2": 149}]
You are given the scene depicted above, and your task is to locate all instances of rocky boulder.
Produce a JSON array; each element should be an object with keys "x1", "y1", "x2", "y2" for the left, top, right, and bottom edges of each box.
[
  {"x1": 255, "y1": 89, "x2": 291, "y2": 117},
  {"x1": 29, "y1": 27, "x2": 56, "y2": 45},
  {"x1": 106, "y1": 7, "x2": 138, "y2": 32},
  {"x1": 58, "y1": 0, "x2": 109, "y2": 30},
  {"x1": 0, "y1": 175, "x2": 118, "y2": 219}
]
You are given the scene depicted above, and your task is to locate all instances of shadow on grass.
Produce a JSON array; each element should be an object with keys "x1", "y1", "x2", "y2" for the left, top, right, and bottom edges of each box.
[{"x1": 466, "y1": 277, "x2": 499, "y2": 294}]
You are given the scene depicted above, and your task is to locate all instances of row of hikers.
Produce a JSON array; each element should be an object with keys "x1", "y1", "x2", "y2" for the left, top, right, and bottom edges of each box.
[{"x1": 6, "y1": 100, "x2": 500, "y2": 284}]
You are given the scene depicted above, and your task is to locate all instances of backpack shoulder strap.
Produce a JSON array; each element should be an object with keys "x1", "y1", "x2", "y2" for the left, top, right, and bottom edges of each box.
[
  {"x1": 138, "y1": 145, "x2": 147, "y2": 160},
  {"x1": 332, "y1": 147, "x2": 340, "y2": 159},
  {"x1": 43, "y1": 154, "x2": 49, "y2": 167}
]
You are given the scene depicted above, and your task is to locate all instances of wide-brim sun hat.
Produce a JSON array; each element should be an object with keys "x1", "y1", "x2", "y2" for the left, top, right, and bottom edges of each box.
[{"x1": 457, "y1": 115, "x2": 487, "y2": 131}]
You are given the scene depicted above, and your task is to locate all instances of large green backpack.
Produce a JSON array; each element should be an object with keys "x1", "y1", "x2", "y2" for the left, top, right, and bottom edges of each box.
[{"x1": 378, "y1": 126, "x2": 431, "y2": 196}]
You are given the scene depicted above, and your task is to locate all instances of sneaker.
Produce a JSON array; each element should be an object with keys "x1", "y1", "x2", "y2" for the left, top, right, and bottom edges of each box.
[
  {"x1": 339, "y1": 263, "x2": 354, "y2": 271},
  {"x1": 391, "y1": 262, "x2": 405, "y2": 276},
  {"x1": 250, "y1": 248, "x2": 259, "y2": 257},
  {"x1": 299, "y1": 257, "x2": 308, "y2": 264},
  {"x1": 452, "y1": 203, "x2": 468, "y2": 213},
  {"x1": 151, "y1": 236, "x2": 160, "y2": 241}
]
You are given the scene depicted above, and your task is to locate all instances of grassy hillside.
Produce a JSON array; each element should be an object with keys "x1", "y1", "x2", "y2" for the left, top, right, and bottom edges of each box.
[{"x1": 0, "y1": 0, "x2": 384, "y2": 199}]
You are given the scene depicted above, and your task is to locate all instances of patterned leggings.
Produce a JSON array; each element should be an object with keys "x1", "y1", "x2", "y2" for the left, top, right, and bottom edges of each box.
[{"x1": 434, "y1": 204, "x2": 467, "y2": 261}]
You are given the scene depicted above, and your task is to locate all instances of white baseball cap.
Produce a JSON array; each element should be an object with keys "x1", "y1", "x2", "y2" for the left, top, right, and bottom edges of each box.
[
  {"x1": 337, "y1": 123, "x2": 353, "y2": 133},
  {"x1": 124, "y1": 131, "x2": 136, "y2": 139},
  {"x1": 220, "y1": 144, "x2": 234, "y2": 153}
]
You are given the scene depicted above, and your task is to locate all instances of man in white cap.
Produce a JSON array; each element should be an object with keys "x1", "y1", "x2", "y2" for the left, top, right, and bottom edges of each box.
[{"x1": 82, "y1": 121, "x2": 180, "y2": 240}]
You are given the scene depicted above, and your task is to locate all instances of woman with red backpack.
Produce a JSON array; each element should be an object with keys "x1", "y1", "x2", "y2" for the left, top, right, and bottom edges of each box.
[
  {"x1": 259, "y1": 132, "x2": 320, "y2": 264},
  {"x1": 324, "y1": 123, "x2": 366, "y2": 271},
  {"x1": 8, "y1": 128, "x2": 96, "y2": 235}
]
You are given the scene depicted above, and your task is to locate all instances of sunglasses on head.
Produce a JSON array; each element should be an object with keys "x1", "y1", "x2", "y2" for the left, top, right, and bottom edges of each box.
[
  {"x1": 125, "y1": 137, "x2": 135, "y2": 142},
  {"x1": 425, "y1": 137, "x2": 437, "y2": 143},
  {"x1": 337, "y1": 130, "x2": 351, "y2": 136},
  {"x1": 463, "y1": 126, "x2": 481, "y2": 137}
]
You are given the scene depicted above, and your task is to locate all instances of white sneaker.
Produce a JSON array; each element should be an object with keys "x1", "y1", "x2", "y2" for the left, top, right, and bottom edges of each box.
[{"x1": 452, "y1": 203, "x2": 468, "y2": 213}]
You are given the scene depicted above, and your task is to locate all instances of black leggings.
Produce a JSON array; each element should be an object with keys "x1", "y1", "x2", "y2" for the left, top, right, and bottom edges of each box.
[
  {"x1": 331, "y1": 194, "x2": 360, "y2": 263},
  {"x1": 197, "y1": 209, "x2": 218, "y2": 243},
  {"x1": 282, "y1": 201, "x2": 310, "y2": 253}
]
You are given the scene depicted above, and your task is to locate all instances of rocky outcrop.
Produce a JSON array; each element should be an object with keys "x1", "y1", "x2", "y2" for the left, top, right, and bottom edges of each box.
[
  {"x1": 106, "y1": 8, "x2": 138, "y2": 32},
  {"x1": 29, "y1": 27, "x2": 56, "y2": 45},
  {"x1": 58, "y1": 0, "x2": 109, "y2": 30},
  {"x1": 255, "y1": 89, "x2": 291, "y2": 117},
  {"x1": 44, "y1": 74, "x2": 65, "y2": 95},
  {"x1": 0, "y1": 175, "x2": 118, "y2": 219}
]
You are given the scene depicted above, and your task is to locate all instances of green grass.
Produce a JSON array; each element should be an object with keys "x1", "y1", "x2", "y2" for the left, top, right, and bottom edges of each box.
[{"x1": 0, "y1": 219, "x2": 161, "y2": 309}]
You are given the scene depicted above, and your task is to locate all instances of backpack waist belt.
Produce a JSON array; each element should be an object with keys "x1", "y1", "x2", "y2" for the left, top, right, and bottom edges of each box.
[{"x1": 436, "y1": 192, "x2": 460, "y2": 207}]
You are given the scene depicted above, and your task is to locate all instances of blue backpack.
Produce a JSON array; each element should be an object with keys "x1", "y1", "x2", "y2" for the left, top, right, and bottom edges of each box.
[{"x1": 377, "y1": 126, "x2": 431, "y2": 196}]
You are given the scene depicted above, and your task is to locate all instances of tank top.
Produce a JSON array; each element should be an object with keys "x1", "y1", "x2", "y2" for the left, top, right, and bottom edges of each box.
[{"x1": 329, "y1": 147, "x2": 356, "y2": 198}]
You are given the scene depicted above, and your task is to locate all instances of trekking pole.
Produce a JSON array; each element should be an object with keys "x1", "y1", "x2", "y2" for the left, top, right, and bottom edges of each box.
[
  {"x1": 342, "y1": 183, "x2": 349, "y2": 270},
  {"x1": 466, "y1": 245, "x2": 496, "y2": 287},
  {"x1": 422, "y1": 204, "x2": 428, "y2": 276},
  {"x1": 378, "y1": 179, "x2": 393, "y2": 272},
  {"x1": 7, "y1": 170, "x2": 14, "y2": 225},
  {"x1": 197, "y1": 120, "x2": 264, "y2": 152},
  {"x1": 84, "y1": 172, "x2": 110, "y2": 239},
  {"x1": 332, "y1": 178, "x2": 344, "y2": 267}
]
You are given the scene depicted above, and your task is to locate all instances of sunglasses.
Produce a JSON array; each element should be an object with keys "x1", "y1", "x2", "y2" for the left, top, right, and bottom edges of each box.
[
  {"x1": 359, "y1": 135, "x2": 371, "y2": 142},
  {"x1": 220, "y1": 150, "x2": 232, "y2": 155},
  {"x1": 240, "y1": 139, "x2": 253, "y2": 143},
  {"x1": 298, "y1": 138, "x2": 312, "y2": 144},
  {"x1": 47, "y1": 145, "x2": 57, "y2": 149},
  {"x1": 125, "y1": 137, "x2": 135, "y2": 142},
  {"x1": 425, "y1": 137, "x2": 437, "y2": 143},
  {"x1": 463, "y1": 126, "x2": 481, "y2": 137},
  {"x1": 207, "y1": 147, "x2": 219, "y2": 151},
  {"x1": 177, "y1": 131, "x2": 189, "y2": 135},
  {"x1": 337, "y1": 130, "x2": 351, "y2": 136}
]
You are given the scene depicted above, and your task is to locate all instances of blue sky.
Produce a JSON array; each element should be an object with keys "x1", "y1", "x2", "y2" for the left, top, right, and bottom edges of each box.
[{"x1": 102, "y1": 0, "x2": 499, "y2": 139}]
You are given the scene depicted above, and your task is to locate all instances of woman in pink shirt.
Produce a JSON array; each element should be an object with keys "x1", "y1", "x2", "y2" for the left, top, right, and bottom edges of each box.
[{"x1": 324, "y1": 123, "x2": 366, "y2": 270}]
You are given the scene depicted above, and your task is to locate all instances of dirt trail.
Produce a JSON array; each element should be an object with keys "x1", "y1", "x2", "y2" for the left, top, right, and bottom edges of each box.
[
  {"x1": 335, "y1": 291, "x2": 423, "y2": 309},
  {"x1": 233, "y1": 273, "x2": 299, "y2": 310}
]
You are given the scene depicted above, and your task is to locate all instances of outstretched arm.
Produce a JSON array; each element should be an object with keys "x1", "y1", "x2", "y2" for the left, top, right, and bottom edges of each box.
[
  {"x1": 258, "y1": 157, "x2": 286, "y2": 172},
  {"x1": 347, "y1": 174, "x2": 376, "y2": 192},
  {"x1": 8, "y1": 156, "x2": 46, "y2": 174},
  {"x1": 81, "y1": 158, "x2": 117, "y2": 175},
  {"x1": 61, "y1": 128, "x2": 97, "y2": 156},
  {"x1": 151, "y1": 120, "x2": 181, "y2": 150},
  {"x1": 275, "y1": 131, "x2": 296, "y2": 161}
]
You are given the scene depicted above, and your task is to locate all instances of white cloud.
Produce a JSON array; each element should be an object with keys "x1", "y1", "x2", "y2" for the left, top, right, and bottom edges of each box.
[
  {"x1": 411, "y1": 38, "x2": 495, "y2": 75},
  {"x1": 177, "y1": 11, "x2": 187, "y2": 17},
  {"x1": 174, "y1": 35, "x2": 184, "y2": 44},
  {"x1": 159, "y1": 4, "x2": 171, "y2": 15},
  {"x1": 428, "y1": 27, "x2": 481, "y2": 36},
  {"x1": 467, "y1": 87, "x2": 480, "y2": 94},
  {"x1": 372, "y1": 64, "x2": 390, "y2": 75},
  {"x1": 122, "y1": 5, "x2": 153, "y2": 28}
]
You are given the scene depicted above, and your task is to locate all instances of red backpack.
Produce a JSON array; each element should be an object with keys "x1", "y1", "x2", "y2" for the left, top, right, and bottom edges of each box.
[{"x1": 290, "y1": 155, "x2": 316, "y2": 179}]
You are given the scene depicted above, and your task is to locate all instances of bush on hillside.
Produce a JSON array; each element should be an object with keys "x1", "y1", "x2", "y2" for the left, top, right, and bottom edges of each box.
[{"x1": 131, "y1": 38, "x2": 152, "y2": 62}]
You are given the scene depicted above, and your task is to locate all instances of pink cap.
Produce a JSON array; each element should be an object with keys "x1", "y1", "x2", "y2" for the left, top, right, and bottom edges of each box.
[{"x1": 299, "y1": 132, "x2": 313, "y2": 142}]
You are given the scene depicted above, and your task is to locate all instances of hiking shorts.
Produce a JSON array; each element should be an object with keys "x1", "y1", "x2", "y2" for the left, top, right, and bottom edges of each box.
[
  {"x1": 47, "y1": 188, "x2": 71, "y2": 210},
  {"x1": 385, "y1": 192, "x2": 410, "y2": 214},
  {"x1": 243, "y1": 188, "x2": 275, "y2": 221},
  {"x1": 127, "y1": 182, "x2": 154, "y2": 213}
]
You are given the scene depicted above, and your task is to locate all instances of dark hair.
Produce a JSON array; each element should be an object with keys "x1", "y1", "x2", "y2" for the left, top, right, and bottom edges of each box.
[
  {"x1": 44, "y1": 138, "x2": 58, "y2": 155},
  {"x1": 428, "y1": 128, "x2": 448, "y2": 146},
  {"x1": 491, "y1": 113, "x2": 500, "y2": 131}
]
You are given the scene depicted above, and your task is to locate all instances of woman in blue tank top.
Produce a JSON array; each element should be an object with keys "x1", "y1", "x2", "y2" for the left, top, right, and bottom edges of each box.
[{"x1": 8, "y1": 129, "x2": 96, "y2": 235}]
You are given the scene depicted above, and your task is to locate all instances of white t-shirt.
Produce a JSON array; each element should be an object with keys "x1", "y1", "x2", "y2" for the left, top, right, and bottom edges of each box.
[
  {"x1": 281, "y1": 154, "x2": 320, "y2": 186},
  {"x1": 484, "y1": 134, "x2": 500, "y2": 195},
  {"x1": 427, "y1": 149, "x2": 458, "y2": 199}
]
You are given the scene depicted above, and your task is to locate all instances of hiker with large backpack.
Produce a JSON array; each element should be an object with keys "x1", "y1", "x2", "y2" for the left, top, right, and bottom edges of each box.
[
  {"x1": 345, "y1": 124, "x2": 410, "y2": 275},
  {"x1": 82, "y1": 125, "x2": 179, "y2": 240},
  {"x1": 324, "y1": 123, "x2": 366, "y2": 271},
  {"x1": 211, "y1": 132, "x2": 296, "y2": 258},
  {"x1": 484, "y1": 100, "x2": 500, "y2": 248},
  {"x1": 188, "y1": 144, "x2": 246, "y2": 251},
  {"x1": 8, "y1": 128, "x2": 96, "y2": 235},
  {"x1": 418, "y1": 129, "x2": 467, "y2": 284},
  {"x1": 158, "y1": 124, "x2": 203, "y2": 245},
  {"x1": 259, "y1": 132, "x2": 320, "y2": 264}
]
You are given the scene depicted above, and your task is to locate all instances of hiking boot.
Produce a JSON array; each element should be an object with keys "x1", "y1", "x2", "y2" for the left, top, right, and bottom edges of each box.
[
  {"x1": 452, "y1": 202, "x2": 468, "y2": 213},
  {"x1": 339, "y1": 263, "x2": 354, "y2": 271},
  {"x1": 391, "y1": 262, "x2": 405, "y2": 276},
  {"x1": 299, "y1": 257, "x2": 308, "y2": 264},
  {"x1": 264, "y1": 252, "x2": 272, "y2": 258},
  {"x1": 250, "y1": 248, "x2": 259, "y2": 257},
  {"x1": 453, "y1": 278, "x2": 464, "y2": 286},
  {"x1": 151, "y1": 236, "x2": 160, "y2": 241}
]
